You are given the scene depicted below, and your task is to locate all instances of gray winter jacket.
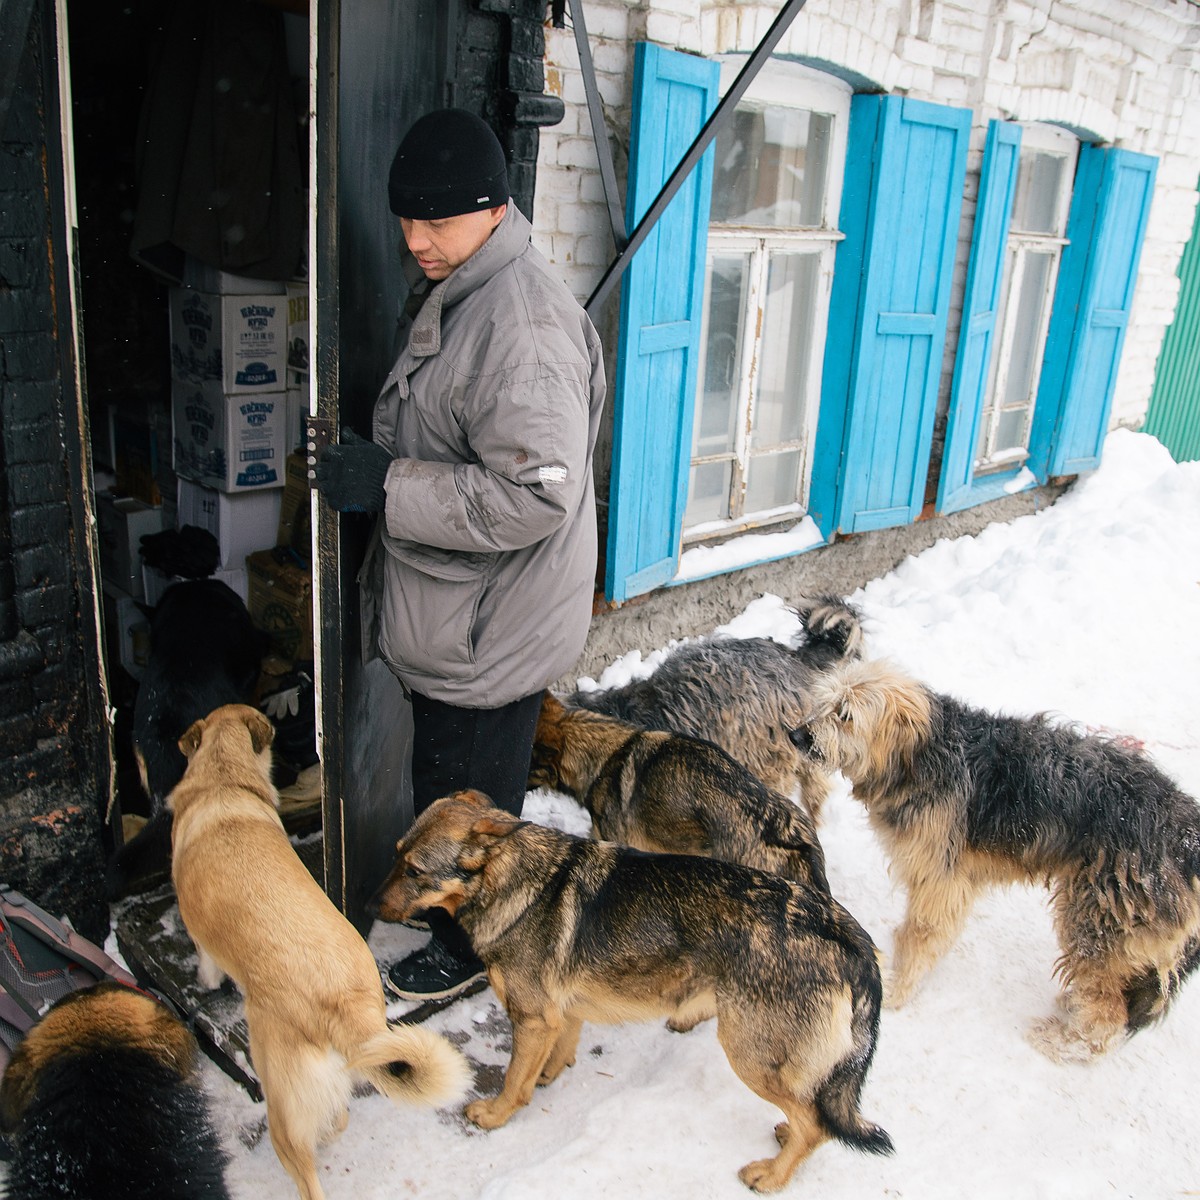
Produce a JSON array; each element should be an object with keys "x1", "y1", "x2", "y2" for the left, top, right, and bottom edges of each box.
[{"x1": 366, "y1": 204, "x2": 606, "y2": 707}]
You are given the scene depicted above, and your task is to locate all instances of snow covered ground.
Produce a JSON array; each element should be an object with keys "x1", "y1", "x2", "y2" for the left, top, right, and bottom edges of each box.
[
  {"x1": 9, "y1": 430, "x2": 1200, "y2": 1199},
  {"x1": 215, "y1": 430, "x2": 1200, "y2": 1199}
]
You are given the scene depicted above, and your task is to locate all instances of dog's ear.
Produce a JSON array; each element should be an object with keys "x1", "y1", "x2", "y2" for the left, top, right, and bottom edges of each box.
[
  {"x1": 470, "y1": 814, "x2": 521, "y2": 839},
  {"x1": 242, "y1": 707, "x2": 275, "y2": 754},
  {"x1": 459, "y1": 810, "x2": 521, "y2": 871},
  {"x1": 178, "y1": 718, "x2": 206, "y2": 759},
  {"x1": 453, "y1": 788, "x2": 492, "y2": 810},
  {"x1": 540, "y1": 690, "x2": 565, "y2": 719}
]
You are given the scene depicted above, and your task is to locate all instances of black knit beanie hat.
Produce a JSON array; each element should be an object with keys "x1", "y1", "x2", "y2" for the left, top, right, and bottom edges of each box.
[{"x1": 388, "y1": 109, "x2": 509, "y2": 219}]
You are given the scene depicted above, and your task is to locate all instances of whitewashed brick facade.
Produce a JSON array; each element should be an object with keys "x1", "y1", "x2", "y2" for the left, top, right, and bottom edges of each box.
[{"x1": 532, "y1": 0, "x2": 1200, "y2": 431}]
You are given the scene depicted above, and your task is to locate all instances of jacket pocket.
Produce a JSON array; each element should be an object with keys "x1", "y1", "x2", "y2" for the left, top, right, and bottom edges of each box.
[{"x1": 377, "y1": 539, "x2": 491, "y2": 682}]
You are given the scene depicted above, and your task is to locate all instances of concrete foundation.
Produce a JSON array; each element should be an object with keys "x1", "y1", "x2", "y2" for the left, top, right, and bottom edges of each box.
[{"x1": 570, "y1": 481, "x2": 1069, "y2": 682}]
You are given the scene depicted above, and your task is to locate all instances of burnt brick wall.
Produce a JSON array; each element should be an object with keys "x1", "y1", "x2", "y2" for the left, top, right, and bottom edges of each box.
[
  {"x1": 0, "y1": 0, "x2": 108, "y2": 943},
  {"x1": 459, "y1": 0, "x2": 564, "y2": 221}
]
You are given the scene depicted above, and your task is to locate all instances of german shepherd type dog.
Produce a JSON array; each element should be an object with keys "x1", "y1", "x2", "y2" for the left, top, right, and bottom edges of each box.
[
  {"x1": 0, "y1": 983, "x2": 231, "y2": 1199},
  {"x1": 529, "y1": 691, "x2": 830, "y2": 895},
  {"x1": 790, "y1": 658, "x2": 1200, "y2": 1061},
  {"x1": 107, "y1": 578, "x2": 268, "y2": 898},
  {"x1": 566, "y1": 596, "x2": 863, "y2": 819},
  {"x1": 170, "y1": 704, "x2": 470, "y2": 1200},
  {"x1": 371, "y1": 790, "x2": 892, "y2": 1193}
]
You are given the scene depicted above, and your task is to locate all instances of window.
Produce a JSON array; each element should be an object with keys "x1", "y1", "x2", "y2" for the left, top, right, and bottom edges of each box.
[
  {"x1": 974, "y1": 125, "x2": 1078, "y2": 473},
  {"x1": 938, "y1": 126, "x2": 1157, "y2": 516},
  {"x1": 610, "y1": 49, "x2": 1159, "y2": 598},
  {"x1": 683, "y1": 63, "x2": 850, "y2": 539}
]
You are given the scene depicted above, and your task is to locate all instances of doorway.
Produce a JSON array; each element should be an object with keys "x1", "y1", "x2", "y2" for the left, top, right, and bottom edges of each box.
[{"x1": 64, "y1": 0, "x2": 321, "y2": 884}]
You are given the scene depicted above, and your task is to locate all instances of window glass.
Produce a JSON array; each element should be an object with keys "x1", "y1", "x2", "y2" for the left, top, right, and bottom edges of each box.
[
  {"x1": 994, "y1": 406, "x2": 1028, "y2": 456},
  {"x1": 1001, "y1": 250, "x2": 1054, "y2": 410},
  {"x1": 1010, "y1": 150, "x2": 1066, "y2": 235},
  {"x1": 752, "y1": 251, "x2": 819, "y2": 448},
  {"x1": 685, "y1": 459, "x2": 733, "y2": 526},
  {"x1": 692, "y1": 253, "x2": 751, "y2": 459},
  {"x1": 745, "y1": 449, "x2": 802, "y2": 515},
  {"x1": 710, "y1": 106, "x2": 833, "y2": 229}
]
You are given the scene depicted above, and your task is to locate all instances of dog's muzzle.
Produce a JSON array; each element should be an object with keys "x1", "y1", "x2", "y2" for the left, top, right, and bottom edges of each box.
[{"x1": 788, "y1": 724, "x2": 819, "y2": 760}]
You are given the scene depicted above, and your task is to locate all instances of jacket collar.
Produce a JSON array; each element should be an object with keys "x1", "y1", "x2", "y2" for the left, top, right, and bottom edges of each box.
[{"x1": 407, "y1": 204, "x2": 532, "y2": 358}]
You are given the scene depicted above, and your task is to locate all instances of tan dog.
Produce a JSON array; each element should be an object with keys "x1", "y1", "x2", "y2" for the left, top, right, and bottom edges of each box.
[
  {"x1": 169, "y1": 704, "x2": 470, "y2": 1200},
  {"x1": 371, "y1": 790, "x2": 892, "y2": 1193}
]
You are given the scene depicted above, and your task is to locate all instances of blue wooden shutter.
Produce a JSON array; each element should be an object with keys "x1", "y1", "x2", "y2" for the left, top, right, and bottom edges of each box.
[
  {"x1": 603, "y1": 44, "x2": 719, "y2": 603},
  {"x1": 1028, "y1": 147, "x2": 1158, "y2": 479},
  {"x1": 809, "y1": 95, "x2": 970, "y2": 536},
  {"x1": 937, "y1": 120, "x2": 1023, "y2": 514}
]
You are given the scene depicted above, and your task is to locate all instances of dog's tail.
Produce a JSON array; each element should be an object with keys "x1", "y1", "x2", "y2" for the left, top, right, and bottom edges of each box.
[
  {"x1": 813, "y1": 1057, "x2": 894, "y2": 1157},
  {"x1": 349, "y1": 1024, "x2": 472, "y2": 1108},
  {"x1": 811, "y1": 940, "x2": 893, "y2": 1156},
  {"x1": 1123, "y1": 935, "x2": 1200, "y2": 1034},
  {"x1": 793, "y1": 596, "x2": 864, "y2": 668}
]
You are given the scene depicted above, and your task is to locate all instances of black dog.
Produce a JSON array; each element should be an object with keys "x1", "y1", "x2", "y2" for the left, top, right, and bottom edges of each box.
[
  {"x1": 107, "y1": 578, "x2": 267, "y2": 897},
  {"x1": 0, "y1": 983, "x2": 231, "y2": 1199}
]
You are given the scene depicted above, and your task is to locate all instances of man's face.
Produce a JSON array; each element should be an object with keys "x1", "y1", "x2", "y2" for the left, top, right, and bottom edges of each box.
[{"x1": 400, "y1": 205, "x2": 507, "y2": 281}]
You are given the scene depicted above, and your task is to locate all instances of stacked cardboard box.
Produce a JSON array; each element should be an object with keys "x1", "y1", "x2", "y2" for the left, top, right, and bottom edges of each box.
[
  {"x1": 247, "y1": 547, "x2": 313, "y2": 662},
  {"x1": 157, "y1": 267, "x2": 313, "y2": 665},
  {"x1": 176, "y1": 478, "x2": 283, "y2": 570},
  {"x1": 169, "y1": 287, "x2": 289, "y2": 493},
  {"x1": 97, "y1": 492, "x2": 163, "y2": 601}
]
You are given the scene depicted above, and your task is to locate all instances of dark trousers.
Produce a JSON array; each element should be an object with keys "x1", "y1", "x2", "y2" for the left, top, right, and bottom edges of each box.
[{"x1": 408, "y1": 689, "x2": 543, "y2": 963}]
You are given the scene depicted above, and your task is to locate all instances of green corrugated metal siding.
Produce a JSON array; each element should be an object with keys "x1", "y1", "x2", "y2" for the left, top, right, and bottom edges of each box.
[{"x1": 1143, "y1": 185, "x2": 1200, "y2": 463}]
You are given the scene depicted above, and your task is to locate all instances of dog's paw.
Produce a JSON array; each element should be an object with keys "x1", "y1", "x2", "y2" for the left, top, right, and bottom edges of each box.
[
  {"x1": 465, "y1": 1097, "x2": 515, "y2": 1131},
  {"x1": 738, "y1": 1155, "x2": 791, "y2": 1193},
  {"x1": 537, "y1": 1057, "x2": 574, "y2": 1086},
  {"x1": 881, "y1": 969, "x2": 915, "y2": 1009},
  {"x1": 1027, "y1": 1015, "x2": 1113, "y2": 1063}
]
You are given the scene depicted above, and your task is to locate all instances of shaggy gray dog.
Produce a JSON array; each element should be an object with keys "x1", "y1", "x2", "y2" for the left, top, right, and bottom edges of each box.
[{"x1": 566, "y1": 596, "x2": 863, "y2": 820}]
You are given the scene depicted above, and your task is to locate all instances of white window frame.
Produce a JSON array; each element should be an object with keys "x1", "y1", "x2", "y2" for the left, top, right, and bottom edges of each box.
[
  {"x1": 976, "y1": 123, "x2": 1079, "y2": 473},
  {"x1": 684, "y1": 59, "x2": 851, "y2": 542}
]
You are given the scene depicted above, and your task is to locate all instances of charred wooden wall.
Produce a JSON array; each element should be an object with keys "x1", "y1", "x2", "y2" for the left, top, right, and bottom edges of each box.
[{"x1": 0, "y1": 0, "x2": 109, "y2": 942}]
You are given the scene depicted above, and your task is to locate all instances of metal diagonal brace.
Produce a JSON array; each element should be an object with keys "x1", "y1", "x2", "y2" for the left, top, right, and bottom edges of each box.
[
  {"x1": 566, "y1": 0, "x2": 627, "y2": 253},
  {"x1": 584, "y1": 0, "x2": 811, "y2": 320}
]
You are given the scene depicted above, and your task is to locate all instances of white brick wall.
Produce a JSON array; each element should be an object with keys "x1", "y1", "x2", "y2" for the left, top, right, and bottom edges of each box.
[{"x1": 533, "y1": 0, "x2": 1200, "y2": 431}]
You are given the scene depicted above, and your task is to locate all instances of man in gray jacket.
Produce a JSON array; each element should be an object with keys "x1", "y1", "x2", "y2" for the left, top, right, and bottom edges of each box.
[{"x1": 316, "y1": 108, "x2": 606, "y2": 1000}]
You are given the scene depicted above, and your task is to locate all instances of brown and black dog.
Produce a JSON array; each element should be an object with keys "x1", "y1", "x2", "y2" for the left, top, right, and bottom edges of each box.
[
  {"x1": 371, "y1": 790, "x2": 892, "y2": 1194},
  {"x1": 529, "y1": 691, "x2": 830, "y2": 894},
  {"x1": 791, "y1": 657, "x2": 1200, "y2": 1061},
  {"x1": 0, "y1": 983, "x2": 231, "y2": 1200},
  {"x1": 170, "y1": 704, "x2": 470, "y2": 1200}
]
